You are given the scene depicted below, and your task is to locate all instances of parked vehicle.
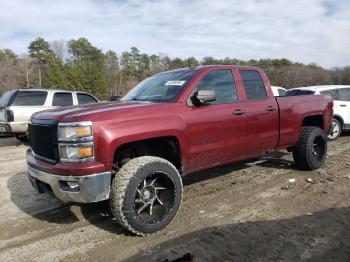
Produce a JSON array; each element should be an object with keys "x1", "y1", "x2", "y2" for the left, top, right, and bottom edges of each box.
[
  {"x1": 271, "y1": 86, "x2": 287, "y2": 96},
  {"x1": 27, "y1": 65, "x2": 333, "y2": 236},
  {"x1": 108, "y1": 95, "x2": 121, "y2": 101},
  {"x1": 286, "y1": 85, "x2": 350, "y2": 141},
  {"x1": 0, "y1": 89, "x2": 98, "y2": 139}
]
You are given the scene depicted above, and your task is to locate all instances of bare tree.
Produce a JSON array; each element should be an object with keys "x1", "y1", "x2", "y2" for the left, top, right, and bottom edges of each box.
[{"x1": 50, "y1": 39, "x2": 67, "y2": 63}]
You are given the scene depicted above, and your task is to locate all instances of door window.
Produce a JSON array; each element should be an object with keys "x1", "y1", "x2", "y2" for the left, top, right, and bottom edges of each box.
[
  {"x1": 338, "y1": 88, "x2": 350, "y2": 101},
  {"x1": 77, "y1": 93, "x2": 98, "y2": 104},
  {"x1": 52, "y1": 93, "x2": 73, "y2": 106},
  {"x1": 320, "y1": 89, "x2": 339, "y2": 100},
  {"x1": 285, "y1": 89, "x2": 315, "y2": 96},
  {"x1": 239, "y1": 70, "x2": 267, "y2": 100},
  {"x1": 278, "y1": 88, "x2": 286, "y2": 96},
  {"x1": 195, "y1": 70, "x2": 237, "y2": 104}
]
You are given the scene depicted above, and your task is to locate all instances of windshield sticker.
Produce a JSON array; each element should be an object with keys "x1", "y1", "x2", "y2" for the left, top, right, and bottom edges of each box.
[{"x1": 165, "y1": 80, "x2": 186, "y2": 86}]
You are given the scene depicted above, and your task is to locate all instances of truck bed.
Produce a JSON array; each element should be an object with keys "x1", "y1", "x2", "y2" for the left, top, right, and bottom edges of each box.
[{"x1": 276, "y1": 94, "x2": 333, "y2": 148}]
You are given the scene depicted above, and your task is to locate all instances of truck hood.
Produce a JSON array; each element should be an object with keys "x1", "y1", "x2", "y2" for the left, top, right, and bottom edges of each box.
[{"x1": 32, "y1": 101, "x2": 160, "y2": 122}]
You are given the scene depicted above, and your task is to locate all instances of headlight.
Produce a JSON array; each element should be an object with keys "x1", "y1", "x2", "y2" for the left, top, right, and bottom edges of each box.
[
  {"x1": 59, "y1": 143, "x2": 94, "y2": 162},
  {"x1": 57, "y1": 122, "x2": 94, "y2": 162},
  {"x1": 58, "y1": 122, "x2": 93, "y2": 141}
]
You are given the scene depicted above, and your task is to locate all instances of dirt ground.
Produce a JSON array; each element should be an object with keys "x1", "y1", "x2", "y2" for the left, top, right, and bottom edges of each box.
[{"x1": 0, "y1": 135, "x2": 350, "y2": 262}]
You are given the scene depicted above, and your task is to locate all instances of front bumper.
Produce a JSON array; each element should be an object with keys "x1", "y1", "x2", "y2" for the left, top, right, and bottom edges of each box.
[
  {"x1": 0, "y1": 121, "x2": 28, "y2": 134},
  {"x1": 28, "y1": 166, "x2": 111, "y2": 203}
]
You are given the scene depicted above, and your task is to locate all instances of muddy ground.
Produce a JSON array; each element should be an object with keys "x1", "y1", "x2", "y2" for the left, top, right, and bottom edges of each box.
[{"x1": 0, "y1": 135, "x2": 349, "y2": 262}]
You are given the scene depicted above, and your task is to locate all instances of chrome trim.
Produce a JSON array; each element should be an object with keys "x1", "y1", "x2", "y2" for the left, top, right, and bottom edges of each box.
[
  {"x1": 58, "y1": 142, "x2": 95, "y2": 163},
  {"x1": 28, "y1": 166, "x2": 111, "y2": 203},
  {"x1": 57, "y1": 121, "x2": 93, "y2": 142},
  {"x1": 58, "y1": 136, "x2": 93, "y2": 143},
  {"x1": 31, "y1": 149, "x2": 56, "y2": 164},
  {"x1": 58, "y1": 121, "x2": 92, "y2": 127}
]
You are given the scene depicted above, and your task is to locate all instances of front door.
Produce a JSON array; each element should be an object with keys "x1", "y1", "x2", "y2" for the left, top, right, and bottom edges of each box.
[{"x1": 185, "y1": 69, "x2": 248, "y2": 172}]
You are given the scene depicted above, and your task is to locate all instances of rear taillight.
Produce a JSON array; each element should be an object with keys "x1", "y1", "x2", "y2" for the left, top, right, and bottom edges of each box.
[{"x1": 6, "y1": 110, "x2": 14, "y2": 122}]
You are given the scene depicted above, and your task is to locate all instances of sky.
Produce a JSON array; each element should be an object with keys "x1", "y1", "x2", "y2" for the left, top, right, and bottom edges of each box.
[{"x1": 0, "y1": 0, "x2": 349, "y2": 68}]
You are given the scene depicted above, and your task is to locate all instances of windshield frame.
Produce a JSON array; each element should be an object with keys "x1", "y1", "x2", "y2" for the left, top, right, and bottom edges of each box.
[{"x1": 121, "y1": 69, "x2": 196, "y2": 103}]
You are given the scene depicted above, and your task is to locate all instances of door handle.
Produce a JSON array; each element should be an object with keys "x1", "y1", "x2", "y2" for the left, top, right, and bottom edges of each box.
[
  {"x1": 340, "y1": 104, "x2": 347, "y2": 107},
  {"x1": 233, "y1": 109, "x2": 245, "y2": 115},
  {"x1": 266, "y1": 105, "x2": 277, "y2": 111}
]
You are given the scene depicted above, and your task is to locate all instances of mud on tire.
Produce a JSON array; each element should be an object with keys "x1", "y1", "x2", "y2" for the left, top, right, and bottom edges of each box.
[
  {"x1": 292, "y1": 126, "x2": 327, "y2": 170},
  {"x1": 109, "y1": 156, "x2": 183, "y2": 236}
]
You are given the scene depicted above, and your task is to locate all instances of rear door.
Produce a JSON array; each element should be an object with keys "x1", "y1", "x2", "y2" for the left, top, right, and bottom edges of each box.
[
  {"x1": 238, "y1": 70, "x2": 279, "y2": 156},
  {"x1": 320, "y1": 88, "x2": 350, "y2": 127},
  {"x1": 337, "y1": 88, "x2": 350, "y2": 126}
]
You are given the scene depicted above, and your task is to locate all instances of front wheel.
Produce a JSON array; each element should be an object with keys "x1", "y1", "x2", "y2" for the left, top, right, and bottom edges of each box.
[
  {"x1": 292, "y1": 126, "x2": 327, "y2": 170},
  {"x1": 327, "y1": 118, "x2": 342, "y2": 141},
  {"x1": 110, "y1": 156, "x2": 183, "y2": 236}
]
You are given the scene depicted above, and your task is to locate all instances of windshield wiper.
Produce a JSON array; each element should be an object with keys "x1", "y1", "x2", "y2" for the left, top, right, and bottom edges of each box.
[{"x1": 127, "y1": 95, "x2": 164, "y2": 102}]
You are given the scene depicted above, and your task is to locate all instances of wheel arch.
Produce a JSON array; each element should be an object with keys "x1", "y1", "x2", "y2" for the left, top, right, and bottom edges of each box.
[
  {"x1": 302, "y1": 114, "x2": 324, "y2": 129},
  {"x1": 333, "y1": 114, "x2": 344, "y2": 128},
  {"x1": 113, "y1": 136, "x2": 183, "y2": 173}
]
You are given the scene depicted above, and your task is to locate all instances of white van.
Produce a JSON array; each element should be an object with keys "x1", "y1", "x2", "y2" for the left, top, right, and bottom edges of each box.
[
  {"x1": 286, "y1": 85, "x2": 350, "y2": 140},
  {"x1": 0, "y1": 89, "x2": 98, "y2": 140}
]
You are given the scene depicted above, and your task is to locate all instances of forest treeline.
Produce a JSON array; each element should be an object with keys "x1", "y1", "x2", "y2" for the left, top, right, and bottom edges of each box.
[{"x1": 0, "y1": 37, "x2": 349, "y2": 99}]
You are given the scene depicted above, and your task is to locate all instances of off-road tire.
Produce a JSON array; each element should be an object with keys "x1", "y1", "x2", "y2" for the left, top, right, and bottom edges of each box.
[
  {"x1": 292, "y1": 126, "x2": 327, "y2": 170},
  {"x1": 110, "y1": 156, "x2": 183, "y2": 236},
  {"x1": 327, "y1": 118, "x2": 342, "y2": 141}
]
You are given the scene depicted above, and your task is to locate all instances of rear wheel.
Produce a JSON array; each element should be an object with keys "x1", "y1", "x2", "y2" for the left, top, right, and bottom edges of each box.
[
  {"x1": 110, "y1": 156, "x2": 183, "y2": 236},
  {"x1": 292, "y1": 126, "x2": 327, "y2": 170},
  {"x1": 327, "y1": 118, "x2": 341, "y2": 141}
]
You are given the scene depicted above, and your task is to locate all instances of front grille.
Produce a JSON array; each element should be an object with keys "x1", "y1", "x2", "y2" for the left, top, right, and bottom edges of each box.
[{"x1": 29, "y1": 122, "x2": 58, "y2": 163}]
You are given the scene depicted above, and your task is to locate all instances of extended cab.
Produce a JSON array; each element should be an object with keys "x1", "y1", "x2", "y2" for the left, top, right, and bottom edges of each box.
[{"x1": 27, "y1": 65, "x2": 333, "y2": 235}]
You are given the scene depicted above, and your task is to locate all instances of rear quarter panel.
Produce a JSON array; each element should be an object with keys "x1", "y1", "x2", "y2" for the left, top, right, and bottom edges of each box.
[{"x1": 276, "y1": 95, "x2": 333, "y2": 148}]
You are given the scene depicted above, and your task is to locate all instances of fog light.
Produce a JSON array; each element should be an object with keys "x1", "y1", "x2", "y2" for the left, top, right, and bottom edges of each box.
[{"x1": 67, "y1": 181, "x2": 79, "y2": 189}]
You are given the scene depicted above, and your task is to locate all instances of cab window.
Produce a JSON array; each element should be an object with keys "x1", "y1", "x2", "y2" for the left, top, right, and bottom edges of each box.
[
  {"x1": 52, "y1": 92, "x2": 73, "y2": 106},
  {"x1": 77, "y1": 93, "x2": 98, "y2": 104},
  {"x1": 239, "y1": 70, "x2": 267, "y2": 100}
]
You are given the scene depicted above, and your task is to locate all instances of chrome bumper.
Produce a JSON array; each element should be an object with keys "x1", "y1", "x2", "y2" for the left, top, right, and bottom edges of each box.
[{"x1": 28, "y1": 166, "x2": 111, "y2": 203}]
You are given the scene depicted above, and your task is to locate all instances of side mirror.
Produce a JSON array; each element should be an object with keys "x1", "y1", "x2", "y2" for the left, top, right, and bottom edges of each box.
[{"x1": 191, "y1": 90, "x2": 216, "y2": 106}]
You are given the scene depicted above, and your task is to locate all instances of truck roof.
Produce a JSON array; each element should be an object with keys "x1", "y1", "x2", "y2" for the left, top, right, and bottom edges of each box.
[
  {"x1": 163, "y1": 65, "x2": 262, "y2": 74},
  {"x1": 17, "y1": 88, "x2": 73, "y2": 92}
]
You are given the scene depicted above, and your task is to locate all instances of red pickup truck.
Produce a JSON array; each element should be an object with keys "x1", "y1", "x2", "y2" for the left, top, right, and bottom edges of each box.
[{"x1": 27, "y1": 65, "x2": 333, "y2": 235}]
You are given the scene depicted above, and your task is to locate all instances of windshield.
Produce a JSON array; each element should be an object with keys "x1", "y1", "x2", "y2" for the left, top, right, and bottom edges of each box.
[
  {"x1": 0, "y1": 90, "x2": 16, "y2": 108},
  {"x1": 122, "y1": 70, "x2": 196, "y2": 102},
  {"x1": 285, "y1": 89, "x2": 315, "y2": 96}
]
